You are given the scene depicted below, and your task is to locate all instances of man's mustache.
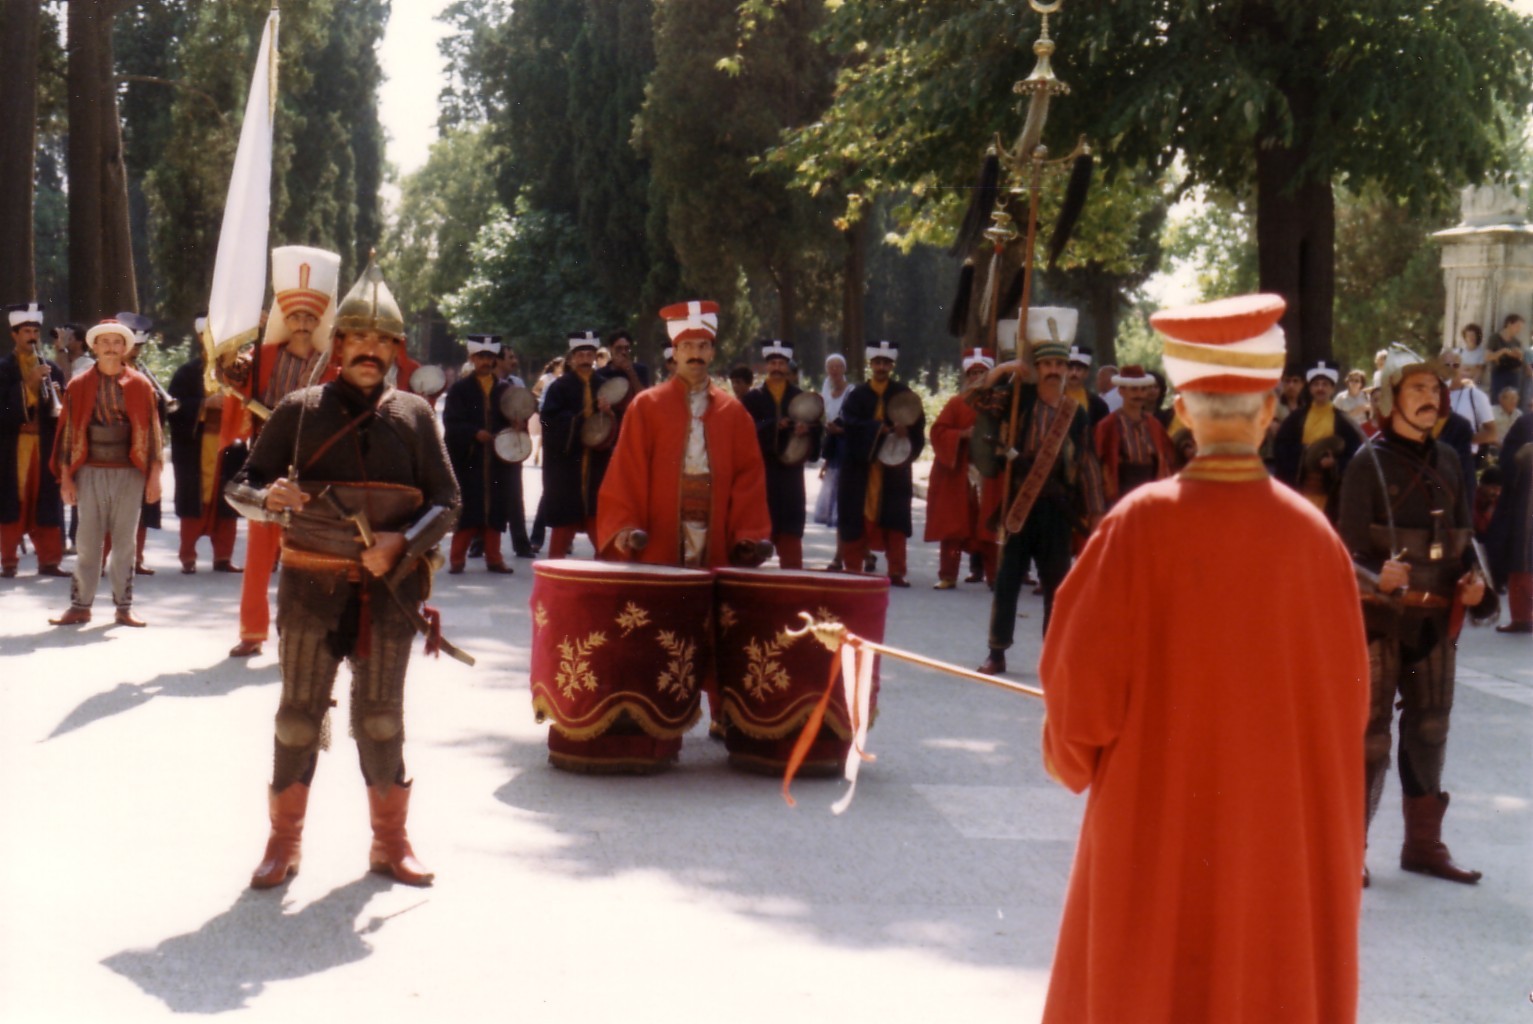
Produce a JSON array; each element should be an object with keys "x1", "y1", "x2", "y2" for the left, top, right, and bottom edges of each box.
[
  {"x1": 349, "y1": 356, "x2": 385, "y2": 369},
  {"x1": 686, "y1": 358, "x2": 707, "y2": 366}
]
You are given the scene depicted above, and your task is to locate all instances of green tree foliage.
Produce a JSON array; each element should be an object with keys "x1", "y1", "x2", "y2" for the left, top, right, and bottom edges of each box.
[
  {"x1": 639, "y1": 0, "x2": 838, "y2": 346},
  {"x1": 568, "y1": 0, "x2": 670, "y2": 321},
  {"x1": 441, "y1": 202, "x2": 623, "y2": 367},
  {"x1": 386, "y1": 126, "x2": 499, "y2": 320},
  {"x1": 137, "y1": 0, "x2": 388, "y2": 324},
  {"x1": 768, "y1": 0, "x2": 1533, "y2": 364},
  {"x1": 440, "y1": 0, "x2": 679, "y2": 341}
]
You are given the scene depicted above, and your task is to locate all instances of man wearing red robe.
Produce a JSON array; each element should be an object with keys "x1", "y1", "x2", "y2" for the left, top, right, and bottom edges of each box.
[
  {"x1": 1093, "y1": 363, "x2": 1175, "y2": 508},
  {"x1": 222, "y1": 246, "x2": 342, "y2": 658},
  {"x1": 924, "y1": 348, "x2": 998, "y2": 588},
  {"x1": 1040, "y1": 294, "x2": 1369, "y2": 1024},
  {"x1": 598, "y1": 300, "x2": 771, "y2": 569}
]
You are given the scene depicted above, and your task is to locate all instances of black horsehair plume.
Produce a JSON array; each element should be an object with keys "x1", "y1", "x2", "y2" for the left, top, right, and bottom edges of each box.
[
  {"x1": 949, "y1": 151, "x2": 1001, "y2": 259},
  {"x1": 948, "y1": 260, "x2": 976, "y2": 337},
  {"x1": 1000, "y1": 267, "x2": 1024, "y2": 318},
  {"x1": 1046, "y1": 151, "x2": 1094, "y2": 270}
]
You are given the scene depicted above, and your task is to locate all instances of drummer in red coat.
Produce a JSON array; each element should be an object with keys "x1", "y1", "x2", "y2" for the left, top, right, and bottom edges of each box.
[
  {"x1": 924, "y1": 348, "x2": 999, "y2": 589},
  {"x1": 598, "y1": 300, "x2": 772, "y2": 569}
]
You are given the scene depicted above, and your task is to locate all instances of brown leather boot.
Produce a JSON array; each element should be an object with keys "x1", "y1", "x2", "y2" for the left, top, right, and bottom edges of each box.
[
  {"x1": 250, "y1": 783, "x2": 309, "y2": 889},
  {"x1": 368, "y1": 783, "x2": 434, "y2": 886},
  {"x1": 1400, "y1": 792, "x2": 1481, "y2": 884}
]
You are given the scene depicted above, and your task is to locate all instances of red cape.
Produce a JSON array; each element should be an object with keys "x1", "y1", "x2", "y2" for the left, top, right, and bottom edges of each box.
[
  {"x1": 597, "y1": 377, "x2": 770, "y2": 567},
  {"x1": 1040, "y1": 454, "x2": 1368, "y2": 1024},
  {"x1": 923, "y1": 392, "x2": 997, "y2": 542}
]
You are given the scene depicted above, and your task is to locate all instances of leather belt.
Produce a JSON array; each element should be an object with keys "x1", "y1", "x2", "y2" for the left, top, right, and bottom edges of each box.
[
  {"x1": 280, "y1": 544, "x2": 363, "y2": 581},
  {"x1": 18, "y1": 422, "x2": 39, "y2": 435}
]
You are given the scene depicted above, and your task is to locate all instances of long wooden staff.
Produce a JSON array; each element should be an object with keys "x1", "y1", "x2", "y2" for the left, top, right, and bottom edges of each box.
[{"x1": 997, "y1": 155, "x2": 1046, "y2": 543}]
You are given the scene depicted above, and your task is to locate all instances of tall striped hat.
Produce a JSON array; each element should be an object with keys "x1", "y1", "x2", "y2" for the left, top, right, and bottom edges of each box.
[{"x1": 1151, "y1": 293, "x2": 1287, "y2": 394}]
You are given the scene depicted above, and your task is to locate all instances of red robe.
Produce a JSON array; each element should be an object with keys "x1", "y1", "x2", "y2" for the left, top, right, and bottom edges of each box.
[
  {"x1": 1040, "y1": 452, "x2": 1368, "y2": 1024},
  {"x1": 52, "y1": 366, "x2": 163, "y2": 477},
  {"x1": 1093, "y1": 408, "x2": 1174, "y2": 504},
  {"x1": 597, "y1": 376, "x2": 770, "y2": 567},
  {"x1": 922, "y1": 392, "x2": 997, "y2": 543}
]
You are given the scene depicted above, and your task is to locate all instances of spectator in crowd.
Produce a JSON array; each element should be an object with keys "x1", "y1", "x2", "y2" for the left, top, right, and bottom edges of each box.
[
  {"x1": 728, "y1": 364, "x2": 753, "y2": 402},
  {"x1": 1455, "y1": 322, "x2": 1487, "y2": 390},
  {"x1": 1492, "y1": 386, "x2": 1522, "y2": 446},
  {"x1": 1443, "y1": 349, "x2": 1496, "y2": 455},
  {"x1": 1334, "y1": 369, "x2": 1371, "y2": 426},
  {"x1": 1486, "y1": 313, "x2": 1527, "y2": 404}
]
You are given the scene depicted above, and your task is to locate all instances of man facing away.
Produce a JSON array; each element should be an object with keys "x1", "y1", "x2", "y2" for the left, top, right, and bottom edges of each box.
[{"x1": 1040, "y1": 293, "x2": 1368, "y2": 1023}]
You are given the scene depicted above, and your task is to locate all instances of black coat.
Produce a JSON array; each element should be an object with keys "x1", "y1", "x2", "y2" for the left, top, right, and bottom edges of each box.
[
  {"x1": 167, "y1": 357, "x2": 244, "y2": 521},
  {"x1": 540, "y1": 368, "x2": 612, "y2": 526},
  {"x1": 0, "y1": 353, "x2": 65, "y2": 527},
  {"x1": 443, "y1": 373, "x2": 516, "y2": 531},
  {"x1": 1273, "y1": 403, "x2": 1365, "y2": 521},
  {"x1": 742, "y1": 382, "x2": 821, "y2": 537},
  {"x1": 836, "y1": 378, "x2": 925, "y2": 540},
  {"x1": 1486, "y1": 412, "x2": 1532, "y2": 582}
]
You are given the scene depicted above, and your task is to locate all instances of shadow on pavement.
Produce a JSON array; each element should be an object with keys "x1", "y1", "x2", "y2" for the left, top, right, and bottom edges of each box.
[
  {"x1": 102, "y1": 877, "x2": 393, "y2": 1013},
  {"x1": 47, "y1": 665, "x2": 274, "y2": 740},
  {"x1": 478, "y1": 726, "x2": 1066, "y2": 972}
]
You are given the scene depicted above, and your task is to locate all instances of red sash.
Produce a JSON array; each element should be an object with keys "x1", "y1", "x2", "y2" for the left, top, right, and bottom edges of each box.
[{"x1": 1003, "y1": 395, "x2": 1077, "y2": 534}]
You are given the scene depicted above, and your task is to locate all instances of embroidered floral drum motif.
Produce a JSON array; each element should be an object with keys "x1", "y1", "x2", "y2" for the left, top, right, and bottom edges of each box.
[
  {"x1": 712, "y1": 567, "x2": 889, "y2": 775},
  {"x1": 530, "y1": 559, "x2": 715, "y2": 773}
]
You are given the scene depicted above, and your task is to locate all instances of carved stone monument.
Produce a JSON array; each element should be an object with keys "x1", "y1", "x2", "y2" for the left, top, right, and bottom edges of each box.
[{"x1": 1434, "y1": 183, "x2": 1533, "y2": 351}]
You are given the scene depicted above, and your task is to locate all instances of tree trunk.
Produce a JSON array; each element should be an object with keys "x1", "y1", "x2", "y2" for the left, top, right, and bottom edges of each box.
[
  {"x1": 0, "y1": 0, "x2": 42, "y2": 320},
  {"x1": 841, "y1": 216, "x2": 866, "y2": 379},
  {"x1": 67, "y1": 1, "x2": 138, "y2": 323},
  {"x1": 776, "y1": 263, "x2": 798, "y2": 350},
  {"x1": 1255, "y1": 116, "x2": 1334, "y2": 370}
]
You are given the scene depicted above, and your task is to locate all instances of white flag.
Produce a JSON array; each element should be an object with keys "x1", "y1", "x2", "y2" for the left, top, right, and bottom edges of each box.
[{"x1": 205, "y1": 9, "x2": 279, "y2": 358}]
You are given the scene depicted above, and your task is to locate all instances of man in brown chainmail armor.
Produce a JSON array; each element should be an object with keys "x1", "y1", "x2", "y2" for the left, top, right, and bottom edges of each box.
[
  {"x1": 227, "y1": 254, "x2": 460, "y2": 889},
  {"x1": 1337, "y1": 344, "x2": 1498, "y2": 887}
]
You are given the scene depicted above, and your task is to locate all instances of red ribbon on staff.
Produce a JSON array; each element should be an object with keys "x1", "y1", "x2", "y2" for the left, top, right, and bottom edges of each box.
[{"x1": 781, "y1": 631, "x2": 876, "y2": 812}]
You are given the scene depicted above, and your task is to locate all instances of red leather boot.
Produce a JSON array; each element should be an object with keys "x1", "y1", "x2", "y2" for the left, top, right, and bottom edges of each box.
[
  {"x1": 368, "y1": 782, "x2": 434, "y2": 886},
  {"x1": 1400, "y1": 792, "x2": 1481, "y2": 884},
  {"x1": 250, "y1": 783, "x2": 309, "y2": 888}
]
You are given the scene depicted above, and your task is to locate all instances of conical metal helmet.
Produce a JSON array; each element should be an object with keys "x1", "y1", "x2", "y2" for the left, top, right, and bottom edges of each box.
[
  {"x1": 1373, "y1": 342, "x2": 1447, "y2": 421},
  {"x1": 334, "y1": 250, "x2": 406, "y2": 340}
]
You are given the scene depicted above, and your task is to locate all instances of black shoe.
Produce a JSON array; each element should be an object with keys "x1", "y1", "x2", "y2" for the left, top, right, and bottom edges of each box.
[
  {"x1": 976, "y1": 651, "x2": 1006, "y2": 676},
  {"x1": 1495, "y1": 621, "x2": 1533, "y2": 634},
  {"x1": 863, "y1": 554, "x2": 877, "y2": 572}
]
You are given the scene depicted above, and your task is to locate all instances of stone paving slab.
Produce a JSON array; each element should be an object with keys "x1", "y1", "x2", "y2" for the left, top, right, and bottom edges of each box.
[{"x1": 1, "y1": 469, "x2": 1528, "y2": 1023}]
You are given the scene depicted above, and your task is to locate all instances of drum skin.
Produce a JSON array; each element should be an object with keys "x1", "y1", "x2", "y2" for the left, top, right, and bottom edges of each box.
[
  {"x1": 712, "y1": 567, "x2": 889, "y2": 775},
  {"x1": 530, "y1": 559, "x2": 714, "y2": 772}
]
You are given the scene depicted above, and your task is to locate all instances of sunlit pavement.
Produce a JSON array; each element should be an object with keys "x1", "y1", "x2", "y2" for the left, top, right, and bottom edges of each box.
[{"x1": 1, "y1": 469, "x2": 1528, "y2": 1023}]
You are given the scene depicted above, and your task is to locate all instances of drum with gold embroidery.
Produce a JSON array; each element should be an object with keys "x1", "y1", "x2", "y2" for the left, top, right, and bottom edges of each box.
[
  {"x1": 712, "y1": 567, "x2": 889, "y2": 775},
  {"x1": 529, "y1": 559, "x2": 715, "y2": 773}
]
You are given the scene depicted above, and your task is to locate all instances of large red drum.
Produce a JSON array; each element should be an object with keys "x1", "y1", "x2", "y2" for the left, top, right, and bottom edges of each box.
[
  {"x1": 530, "y1": 559, "x2": 715, "y2": 773},
  {"x1": 712, "y1": 568, "x2": 889, "y2": 775}
]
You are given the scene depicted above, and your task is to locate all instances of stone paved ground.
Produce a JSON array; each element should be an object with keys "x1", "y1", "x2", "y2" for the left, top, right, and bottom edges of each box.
[{"x1": 1, "y1": 469, "x2": 1528, "y2": 1024}]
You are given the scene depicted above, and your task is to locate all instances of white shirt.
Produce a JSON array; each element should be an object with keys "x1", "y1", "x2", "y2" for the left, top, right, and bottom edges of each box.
[{"x1": 1449, "y1": 383, "x2": 1494, "y2": 451}]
